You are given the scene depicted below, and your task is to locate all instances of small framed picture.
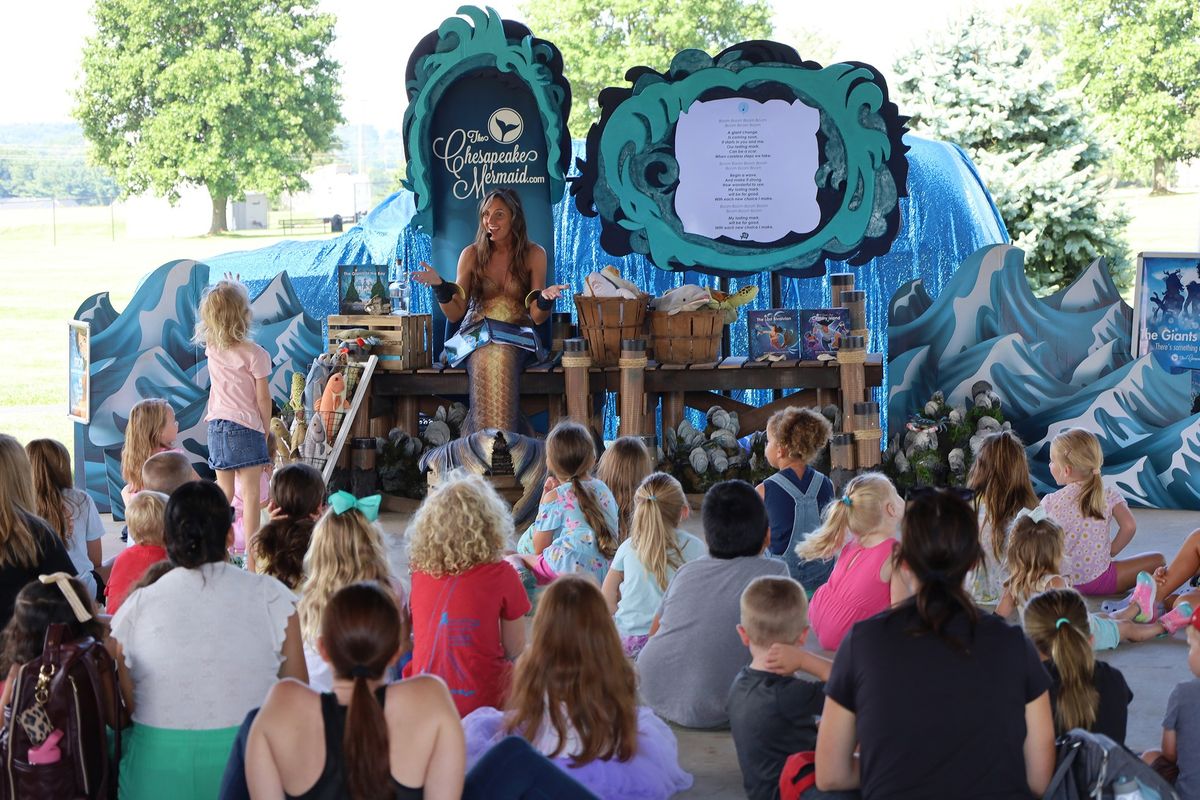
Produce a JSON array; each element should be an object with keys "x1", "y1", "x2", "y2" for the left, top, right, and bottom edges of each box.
[
  {"x1": 337, "y1": 264, "x2": 391, "y2": 315},
  {"x1": 68, "y1": 320, "x2": 90, "y2": 423}
]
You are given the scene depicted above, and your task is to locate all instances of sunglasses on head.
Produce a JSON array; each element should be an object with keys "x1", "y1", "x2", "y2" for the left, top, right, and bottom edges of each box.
[{"x1": 903, "y1": 485, "x2": 976, "y2": 503}]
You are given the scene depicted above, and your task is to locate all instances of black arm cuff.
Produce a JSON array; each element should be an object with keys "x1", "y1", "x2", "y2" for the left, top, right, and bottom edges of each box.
[
  {"x1": 432, "y1": 281, "x2": 459, "y2": 304},
  {"x1": 535, "y1": 292, "x2": 554, "y2": 311}
]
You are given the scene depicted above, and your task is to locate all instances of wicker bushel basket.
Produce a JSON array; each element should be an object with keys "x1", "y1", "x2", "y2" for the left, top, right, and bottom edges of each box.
[
  {"x1": 574, "y1": 295, "x2": 649, "y2": 367},
  {"x1": 649, "y1": 309, "x2": 723, "y2": 364}
]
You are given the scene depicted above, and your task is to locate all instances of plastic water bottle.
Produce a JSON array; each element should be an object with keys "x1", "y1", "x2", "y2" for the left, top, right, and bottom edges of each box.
[
  {"x1": 390, "y1": 259, "x2": 411, "y2": 315},
  {"x1": 1113, "y1": 777, "x2": 1144, "y2": 800}
]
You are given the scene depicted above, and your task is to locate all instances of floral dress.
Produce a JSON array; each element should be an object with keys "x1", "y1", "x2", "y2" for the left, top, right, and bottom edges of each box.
[{"x1": 517, "y1": 478, "x2": 618, "y2": 582}]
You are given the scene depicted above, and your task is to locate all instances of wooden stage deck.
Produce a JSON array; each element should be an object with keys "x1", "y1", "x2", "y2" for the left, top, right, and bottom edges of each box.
[{"x1": 368, "y1": 354, "x2": 883, "y2": 440}]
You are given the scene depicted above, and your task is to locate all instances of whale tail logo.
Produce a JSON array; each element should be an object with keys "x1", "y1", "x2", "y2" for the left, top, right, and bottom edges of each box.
[{"x1": 488, "y1": 107, "x2": 524, "y2": 143}]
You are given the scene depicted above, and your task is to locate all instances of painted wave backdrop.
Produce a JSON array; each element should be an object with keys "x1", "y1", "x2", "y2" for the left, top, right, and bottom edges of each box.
[
  {"x1": 74, "y1": 260, "x2": 323, "y2": 516},
  {"x1": 888, "y1": 243, "x2": 1199, "y2": 508}
]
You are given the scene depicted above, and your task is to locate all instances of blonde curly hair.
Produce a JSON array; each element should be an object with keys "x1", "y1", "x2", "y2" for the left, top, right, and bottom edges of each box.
[
  {"x1": 408, "y1": 471, "x2": 513, "y2": 578},
  {"x1": 766, "y1": 407, "x2": 832, "y2": 462}
]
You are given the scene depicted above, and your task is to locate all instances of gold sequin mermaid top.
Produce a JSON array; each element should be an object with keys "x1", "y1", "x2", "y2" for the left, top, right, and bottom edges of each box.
[{"x1": 462, "y1": 269, "x2": 533, "y2": 328}]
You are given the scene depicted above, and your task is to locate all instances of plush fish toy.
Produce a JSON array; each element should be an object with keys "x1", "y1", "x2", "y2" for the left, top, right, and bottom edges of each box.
[
  {"x1": 582, "y1": 266, "x2": 643, "y2": 299},
  {"x1": 303, "y1": 353, "x2": 333, "y2": 412},
  {"x1": 269, "y1": 418, "x2": 293, "y2": 460},
  {"x1": 651, "y1": 284, "x2": 712, "y2": 314},
  {"x1": 290, "y1": 409, "x2": 308, "y2": 457},
  {"x1": 300, "y1": 412, "x2": 329, "y2": 461},
  {"x1": 289, "y1": 372, "x2": 305, "y2": 413},
  {"x1": 316, "y1": 372, "x2": 350, "y2": 440}
]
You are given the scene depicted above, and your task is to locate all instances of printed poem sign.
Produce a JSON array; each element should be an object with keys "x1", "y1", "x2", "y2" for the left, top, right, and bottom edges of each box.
[{"x1": 674, "y1": 98, "x2": 819, "y2": 243}]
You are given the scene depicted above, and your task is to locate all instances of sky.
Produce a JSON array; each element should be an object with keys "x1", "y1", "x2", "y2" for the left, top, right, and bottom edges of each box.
[{"x1": 4, "y1": 0, "x2": 1019, "y2": 133}]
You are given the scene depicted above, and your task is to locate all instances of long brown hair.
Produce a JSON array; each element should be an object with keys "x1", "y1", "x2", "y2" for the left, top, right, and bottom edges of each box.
[
  {"x1": 505, "y1": 575, "x2": 637, "y2": 765},
  {"x1": 321, "y1": 582, "x2": 404, "y2": 800},
  {"x1": 1051, "y1": 428, "x2": 1106, "y2": 519},
  {"x1": 967, "y1": 430, "x2": 1038, "y2": 563},
  {"x1": 896, "y1": 488, "x2": 982, "y2": 650},
  {"x1": 251, "y1": 463, "x2": 325, "y2": 590},
  {"x1": 1025, "y1": 589, "x2": 1098, "y2": 733},
  {"x1": 121, "y1": 398, "x2": 173, "y2": 490},
  {"x1": 629, "y1": 472, "x2": 688, "y2": 590},
  {"x1": 0, "y1": 435, "x2": 39, "y2": 569},
  {"x1": 546, "y1": 422, "x2": 616, "y2": 559},
  {"x1": 469, "y1": 188, "x2": 531, "y2": 304},
  {"x1": 25, "y1": 439, "x2": 74, "y2": 546},
  {"x1": 595, "y1": 437, "x2": 653, "y2": 544}
]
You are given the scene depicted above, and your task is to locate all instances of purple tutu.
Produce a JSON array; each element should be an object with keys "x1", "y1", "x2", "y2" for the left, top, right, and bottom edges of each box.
[{"x1": 463, "y1": 706, "x2": 693, "y2": 799}]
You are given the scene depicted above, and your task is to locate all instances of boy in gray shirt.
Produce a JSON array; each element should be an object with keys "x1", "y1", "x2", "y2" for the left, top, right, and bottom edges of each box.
[
  {"x1": 728, "y1": 576, "x2": 833, "y2": 800},
  {"x1": 637, "y1": 480, "x2": 788, "y2": 728}
]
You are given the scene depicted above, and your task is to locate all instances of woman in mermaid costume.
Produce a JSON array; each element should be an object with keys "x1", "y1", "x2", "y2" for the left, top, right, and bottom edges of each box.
[{"x1": 413, "y1": 188, "x2": 568, "y2": 522}]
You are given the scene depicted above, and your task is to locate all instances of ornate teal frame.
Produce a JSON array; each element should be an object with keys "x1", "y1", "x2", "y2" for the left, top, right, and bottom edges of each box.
[
  {"x1": 573, "y1": 42, "x2": 909, "y2": 277},
  {"x1": 401, "y1": 6, "x2": 572, "y2": 234}
]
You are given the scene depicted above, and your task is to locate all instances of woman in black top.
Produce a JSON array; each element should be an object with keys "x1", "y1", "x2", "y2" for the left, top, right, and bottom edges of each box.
[
  {"x1": 1025, "y1": 588, "x2": 1133, "y2": 744},
  {"x1": 245, "y1": 581, "x2": 464, "y2": 799},
  {"x1": 815, "y1": 488, "x2": 1057, "y2": 799},
  {"x1": 0, "y1": 434, "x2": 76, "y2": 629}
]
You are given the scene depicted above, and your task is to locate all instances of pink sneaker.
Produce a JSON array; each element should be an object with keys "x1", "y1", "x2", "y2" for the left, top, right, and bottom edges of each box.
[
  {"x1": 1131, "y1": 571, "x2": 1157, "y2": 623},
  {"x1": 1160, "y1": 602, "x2": 1195, "y2": 636}
]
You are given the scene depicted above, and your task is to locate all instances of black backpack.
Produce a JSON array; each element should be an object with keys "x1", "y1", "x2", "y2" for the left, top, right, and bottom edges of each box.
[
  {"x1": 0, "y1": 623, "x2": 123, "y2": 799},
  {"x1": 1043, "y1": 728, "x2": 1179, "y2": 800}
]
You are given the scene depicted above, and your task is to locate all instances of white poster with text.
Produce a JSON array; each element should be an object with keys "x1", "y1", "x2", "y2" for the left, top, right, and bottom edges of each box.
[{"x1": 674, "y1": 98, "x2": 820, "y2": 243}]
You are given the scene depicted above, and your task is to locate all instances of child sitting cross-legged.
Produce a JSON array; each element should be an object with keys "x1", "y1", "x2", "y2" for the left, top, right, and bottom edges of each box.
[
  {"x1": 463, "y1": 575, "x2": 692, "y2": 799},
  {"x1": 798, "y1": 473, "x2": 905, "y2": 652},
  {"x1": 601, "y1": 472, "x2": 705, "y2": 658},
  {"x1": 404, "y1": 471, "x2": 530, "y2": 717},
  {"x1": 1024, "y1": 588, "x2": 1134, "y2": 745},
  {"x1": 636, "y1": 479, "x2": 788, "y2": 729},
  {"x1": 995, "y1": 510, "x2": 1192, "y2": 648},
  {"x1": 104, "y1": 491, "x2": 169, "y2": 614},
  {"x1": 728, "y1": 576, "x2": 833, "y2": 800}
]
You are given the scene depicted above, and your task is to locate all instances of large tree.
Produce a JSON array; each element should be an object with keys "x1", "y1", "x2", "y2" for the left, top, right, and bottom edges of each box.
[
  {"x1": 520, "y1": 0, "x2": 773, "y2": 138},
  {"x1": 894, "y1": 12, "x2": 1129, "y2": 293},
  {"x1": 1053, "y1": 0, "x2": 1200, "y2": 193},
  {"x1": 74, "y1": 0, "x2": 343, "y2": 234}
]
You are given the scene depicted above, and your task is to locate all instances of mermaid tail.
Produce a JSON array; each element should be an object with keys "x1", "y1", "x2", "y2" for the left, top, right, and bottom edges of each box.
[
  {"x1": 419, "y1": 429, "x2": 547, "y2": 527},
  {"x1": 464, "y1": 342, "x2": 526, "y2": 435}
]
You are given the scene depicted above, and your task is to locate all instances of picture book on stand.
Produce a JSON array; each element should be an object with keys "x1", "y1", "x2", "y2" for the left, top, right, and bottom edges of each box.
[
  {"x1": 749, "y1": 308, "x2": 800, "y2": 361},
  {"x1": 798, "y1": 308, "x2": 849, "y2": 361}
]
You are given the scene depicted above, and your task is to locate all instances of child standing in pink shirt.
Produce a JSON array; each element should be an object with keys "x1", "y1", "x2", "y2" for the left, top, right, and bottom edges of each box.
[
  {"x1": 1041, "y1": 428, "x2": 1164, "y2": 597},
  {"x1": 195, "y1": 276, "x2": 272, "y2": 554},
  {"x1": 796, "y1": 473, "x2": 905, "y2": 651}
]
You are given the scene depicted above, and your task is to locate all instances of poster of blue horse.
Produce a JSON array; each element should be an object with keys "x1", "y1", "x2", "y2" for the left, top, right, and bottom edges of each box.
[{"x1": 1133, "y1": 252, "x2": 1200, "y2": 371}]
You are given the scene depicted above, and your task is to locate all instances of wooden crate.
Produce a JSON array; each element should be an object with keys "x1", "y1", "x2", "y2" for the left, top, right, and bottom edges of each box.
[
  {"x1": 328, "y1": 314, "x2": 433, "y2": 371},
  {"x1": 574, "y1": 295, "x2": 648, "y2": 367},
  {"x1": 648, "y1": 309, "x2": 723, "y2": 364}
]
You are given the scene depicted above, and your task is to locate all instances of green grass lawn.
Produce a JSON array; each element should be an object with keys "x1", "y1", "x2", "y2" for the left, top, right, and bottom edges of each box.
[
  {"x1": 0, "y1": 205, "x2": 334, "y2": 453},
  {"x1": 0, "y1": 191, "x2": 1197, "y2": 454},
  {"x1": 1110, "y1": 188, "x2": 1200, "y2": 300}
]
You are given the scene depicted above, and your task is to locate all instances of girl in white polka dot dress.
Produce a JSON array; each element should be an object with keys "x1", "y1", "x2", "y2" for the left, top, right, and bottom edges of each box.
[{"x1": 1040, "y1": 428, "x2": 1164, "y2": 600}]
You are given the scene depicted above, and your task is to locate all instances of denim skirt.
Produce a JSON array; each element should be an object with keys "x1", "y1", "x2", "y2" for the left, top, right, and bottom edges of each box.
[{"x1": 206, "y1": 419, "x2": 269, "y2": 471}]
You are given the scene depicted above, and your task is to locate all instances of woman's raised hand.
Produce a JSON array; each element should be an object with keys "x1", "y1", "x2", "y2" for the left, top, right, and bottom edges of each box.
[
  {"x1": 541, "y1": 284, "x2": 569, "y2": 301},
  {"x1": 411, "y1": 261, "x2": 443, "y2": 286}
]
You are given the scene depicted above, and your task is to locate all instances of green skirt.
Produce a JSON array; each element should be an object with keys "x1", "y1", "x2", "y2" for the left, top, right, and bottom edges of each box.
[{"x1": 120, "y1": 722, "x2": 240, "y2": 800}]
